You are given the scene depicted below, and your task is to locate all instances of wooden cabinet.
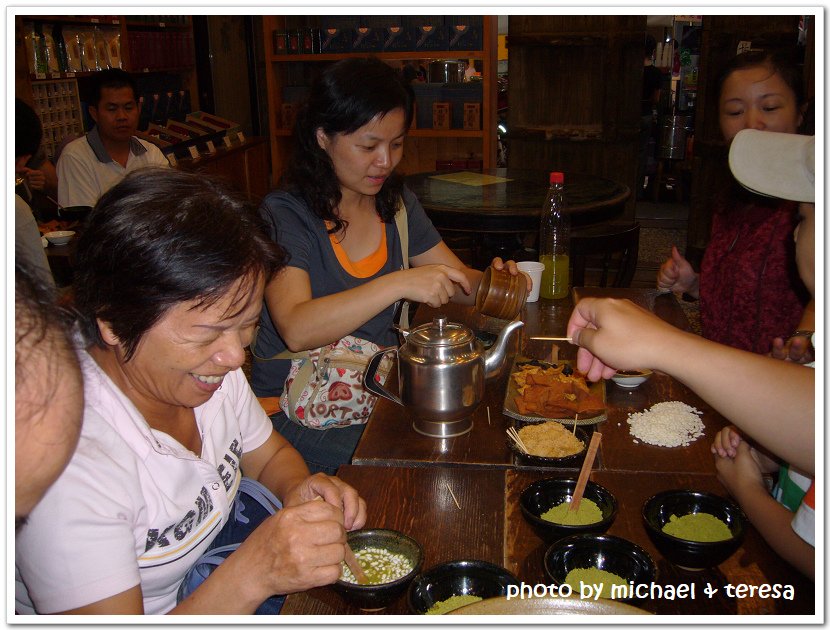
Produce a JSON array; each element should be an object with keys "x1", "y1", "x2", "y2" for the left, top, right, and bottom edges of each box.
[
  {"x1": 507, "y1": 16, "x2": 644, "y2": 222},
  {"x1": 261, "y1": 16, "x2": 498, "y2": 183}
]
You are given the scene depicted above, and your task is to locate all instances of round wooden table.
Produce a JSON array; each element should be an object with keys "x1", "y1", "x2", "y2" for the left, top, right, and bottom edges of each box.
[{"x1": 406, "y1": 168, "x2": 630, "y2": 267}]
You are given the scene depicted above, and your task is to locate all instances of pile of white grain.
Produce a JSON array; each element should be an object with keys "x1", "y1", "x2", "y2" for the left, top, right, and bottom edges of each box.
[{"x1": 626, "y1": 401, "x2": 704, "y2": 447}]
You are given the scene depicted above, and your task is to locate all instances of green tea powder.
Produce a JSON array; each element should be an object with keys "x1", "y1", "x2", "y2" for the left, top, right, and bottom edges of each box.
[
  {"x1": 425, "y1": 594, "x2": 483, "y2": 614},
  {"x1": 662, "y1": 512, "x2": 732, "y2": 542},
  {"x1": 565, "y1": 567, "x2": 627, "y2": 597},
  {"x1": 541, "y1": 498, "x2": 603, "y2": 525}
]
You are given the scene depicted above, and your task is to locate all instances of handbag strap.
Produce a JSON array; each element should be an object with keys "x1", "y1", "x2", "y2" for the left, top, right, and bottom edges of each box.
[{"x1": 394, "y1": 197, "x2": 411, "y2": 330}]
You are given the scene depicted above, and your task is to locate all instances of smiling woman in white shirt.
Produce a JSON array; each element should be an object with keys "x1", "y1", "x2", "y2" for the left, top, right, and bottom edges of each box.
[{"x1": 15, "y1": 168, "x2": 367, "y2": 615}]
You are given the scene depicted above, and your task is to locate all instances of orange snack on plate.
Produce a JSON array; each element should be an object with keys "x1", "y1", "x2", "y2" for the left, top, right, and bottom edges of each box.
[{"x1": 513, "y1": 364, "x2": 603, "y2": 418}]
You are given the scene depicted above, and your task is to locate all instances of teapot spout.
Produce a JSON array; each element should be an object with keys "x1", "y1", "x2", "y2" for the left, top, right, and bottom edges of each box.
[{"x1": 483, "y1": 319, "x2": 524, "y2": 379}]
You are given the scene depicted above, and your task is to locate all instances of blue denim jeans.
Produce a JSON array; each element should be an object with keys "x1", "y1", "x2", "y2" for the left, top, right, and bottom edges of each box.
[{"x1": 271, "y1": 411, "x2": 366, "y2": 476}]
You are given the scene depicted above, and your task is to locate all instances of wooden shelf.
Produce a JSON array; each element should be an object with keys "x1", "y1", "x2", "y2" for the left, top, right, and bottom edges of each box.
[
  {"x1": 269, "y1": 50, "x2": 485, "y2": 62},
  {"x1": 262, "y1": 15, "x2": 498, "y2": 183}
]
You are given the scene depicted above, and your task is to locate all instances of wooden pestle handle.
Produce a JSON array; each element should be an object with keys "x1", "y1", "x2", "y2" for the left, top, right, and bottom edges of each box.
[
  {"x1": 569, "y1": 432, "x2": 602, "y2": 512},
  {"x1": 343, "y1": 543, "x2": 369, "y2": 585}
]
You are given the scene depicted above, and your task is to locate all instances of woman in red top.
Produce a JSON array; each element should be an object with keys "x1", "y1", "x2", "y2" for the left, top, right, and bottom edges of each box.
[{"x1": 657, "y1": 51, "x2": 812, "y2": 358}]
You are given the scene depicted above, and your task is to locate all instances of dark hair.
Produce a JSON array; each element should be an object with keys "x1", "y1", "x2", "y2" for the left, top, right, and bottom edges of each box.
[
  {"x1": 717, "y1": 49, "x2": 806, "y2": 109},
  {"x1": 16, "y1": 99, "x2": 43, "y2": 158},
  {"x1": 15, "y1": 256, "x2": 79, "y2": 418},
  {"x1": 645, "y1": 34, "x2": 657, "y2": 58},
  {"x1": 90, "y1": 68, "x2": 138, "y2": 106},
  {"x1": 73, "y1": 168, "x2": 287, "y2": 359},
  {"x1": 285, "y1": 57, "x2": 414, "y2": 234}
]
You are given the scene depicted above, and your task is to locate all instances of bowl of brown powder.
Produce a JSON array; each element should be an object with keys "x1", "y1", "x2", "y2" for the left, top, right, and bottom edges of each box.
[{"x1": 509, "y1": 419, "x2": 589, "y2": 468}]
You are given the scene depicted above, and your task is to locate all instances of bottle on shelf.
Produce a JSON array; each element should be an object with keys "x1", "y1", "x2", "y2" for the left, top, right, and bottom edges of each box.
[{"x1": 538, "y1": 171, "x2": 570, "y2": 300}]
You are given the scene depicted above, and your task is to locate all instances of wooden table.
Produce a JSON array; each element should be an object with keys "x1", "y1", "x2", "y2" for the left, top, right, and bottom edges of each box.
[
  {"x1": 352, "y1": 288, "x2": 727, "y2": 473},
  {"x1": 281, "y1": 465, "x2": 815, "y2": 615},
  {"x1": 280, "y1": 465, "x2": 506, "y2": 615},
  {"x1": 406, "y1": 168, "x2": 630, "y2": 267},
  {"x1": 39, "y1": 219, "x2": 80, "y2": 287}
]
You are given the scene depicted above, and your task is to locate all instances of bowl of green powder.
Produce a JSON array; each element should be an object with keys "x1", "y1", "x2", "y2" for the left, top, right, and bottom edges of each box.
[
  {"x1": 407, "y1": 559, "x2": 520, "y2": 614},
  {"x1": 520, "y1": 477, "x2": 618, "y2": 543},
  {"x1": 544, "y1": 534, "x2": 657, "y2": 602},
  {"x1": 332, "y1": 528, "x2": 424, "y2": 610},
  {"x1": 642, "y1": 490, "x2": 747, "y2": 570}
]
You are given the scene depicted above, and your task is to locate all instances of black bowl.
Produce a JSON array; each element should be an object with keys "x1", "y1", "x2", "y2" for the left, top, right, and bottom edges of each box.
[
  {"x1": 510, "y1": 420, "x2": 590, "y2": 468},
  {"x1": 520, "y1": 478, "x2": 618, "y2": 543},
  {"x1": 331, "y1": 528, "x2": 423, "y2": 610},
  {"x1": 642, "y1": 490, "x2": 747, "y2": 570},
  {"x1": 408, "y1": 559, "x2": 520, "y2": 615},
  {"x1": 544, "y1": 534, "x2": 656, "y2": 601}
]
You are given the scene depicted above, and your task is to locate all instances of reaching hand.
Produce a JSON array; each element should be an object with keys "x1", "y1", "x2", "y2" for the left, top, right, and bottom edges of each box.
[
  {"x1": 20, "y1": 167, "x2": 47, "y2": 191},
  {"x1": 656, "y1": 246, "x2": 698, "y2": 295},
  {"x1": 769, "y1": 334, "x2": 814, "y2": 364},
  {"x1": 566, "y1": 297, "x2": 676, "y2": 382},
  {"x1": 400, "y1": 264, "x2": 472, "y2": 308},
  {"x1": 285, "y1": 472, "x2": 367, "y2": 531},
  {"x1": 711, "y1": 426, "x2": 743, "y2": 459},
  {"x1": 713, "y1": 440, "x2": 767, "y2": 499}
]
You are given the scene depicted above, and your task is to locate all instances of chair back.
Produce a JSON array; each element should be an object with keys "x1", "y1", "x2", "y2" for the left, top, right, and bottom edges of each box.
[{"x1": 570, "y1": 222, "x2": 640, "y2": 288}]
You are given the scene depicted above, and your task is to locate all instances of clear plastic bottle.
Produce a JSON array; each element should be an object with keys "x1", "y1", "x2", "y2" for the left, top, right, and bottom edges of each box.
[{"x1": 538, "y1": 171, "x2": 570, "y2": 299}]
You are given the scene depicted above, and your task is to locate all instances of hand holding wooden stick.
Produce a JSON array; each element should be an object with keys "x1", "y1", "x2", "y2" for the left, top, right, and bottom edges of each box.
[
  {"x1": 313, "y1": 495, "x2": 368, "y2": 584},
  {"x1": 569, "y1": 432, "x2": 602, "y2": 512}
]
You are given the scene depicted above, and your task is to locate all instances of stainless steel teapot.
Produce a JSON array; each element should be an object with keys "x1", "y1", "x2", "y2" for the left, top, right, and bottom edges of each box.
[{"x1": 363, "y1": 316, "x2": 523, "y2": 437}]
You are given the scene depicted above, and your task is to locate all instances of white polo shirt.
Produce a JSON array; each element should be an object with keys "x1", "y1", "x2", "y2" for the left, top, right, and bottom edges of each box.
[
  {"x1": 15, "y1": 346, "x2": 272, "y2": 614},
  {"x1": 56, "y1": 126, "x2": 169, "y2": 208}
]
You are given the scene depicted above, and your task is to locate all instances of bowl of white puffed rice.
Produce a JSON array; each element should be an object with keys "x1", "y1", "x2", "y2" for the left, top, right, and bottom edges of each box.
[{"x1": 332, "y1": 528, "x2": 423, "y2": 610}]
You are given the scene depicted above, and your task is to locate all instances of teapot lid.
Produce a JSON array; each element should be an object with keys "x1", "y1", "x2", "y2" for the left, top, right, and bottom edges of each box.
[{"x1": 408, "y1": 316, "x2": 474, "y2": 347}]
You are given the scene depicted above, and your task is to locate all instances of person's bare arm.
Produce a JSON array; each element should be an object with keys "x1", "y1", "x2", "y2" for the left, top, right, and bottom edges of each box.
[
  {"x1": 569, "y1": 298, "x2": 815, "y2": 474},
  {"x1": 265, "y1": 261, "x2": 470, "y2": 351}
]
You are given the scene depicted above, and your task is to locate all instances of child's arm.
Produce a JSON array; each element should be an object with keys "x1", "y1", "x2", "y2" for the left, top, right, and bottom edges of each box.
[{"x1": 715, "y1": 441, "x2": 814, "y2": 579}]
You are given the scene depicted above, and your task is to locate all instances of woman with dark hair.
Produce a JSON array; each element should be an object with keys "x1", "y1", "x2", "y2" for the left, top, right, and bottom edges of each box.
[
  {"x1": 251, "y1": 57, "x2": 526, "y2": 474},
  {"x1": 16, "y1": 168, "x2": 367, "y2": 615},
  {"x1": 657, "y1": 49, "x2": 812, "y2": 360}
]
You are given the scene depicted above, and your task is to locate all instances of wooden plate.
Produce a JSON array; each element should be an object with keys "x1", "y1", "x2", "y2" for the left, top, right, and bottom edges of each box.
[{"x1": 502, "y1": 357, "x2": 607, "y2": 426}]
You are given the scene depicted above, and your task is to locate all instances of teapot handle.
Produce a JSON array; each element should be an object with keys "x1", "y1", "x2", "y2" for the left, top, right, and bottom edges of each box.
[{"x1": 363, "y1": 347, "x2": 402, "y2": 405}]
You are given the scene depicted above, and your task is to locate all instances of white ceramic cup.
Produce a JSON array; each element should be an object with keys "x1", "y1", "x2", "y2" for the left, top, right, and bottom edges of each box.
[{"x1": 516, "y1": 261, "x2": 545, "y2": 303}]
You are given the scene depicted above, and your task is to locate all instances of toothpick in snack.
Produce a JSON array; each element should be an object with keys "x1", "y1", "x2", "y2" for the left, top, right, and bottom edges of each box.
[{"x1": 487, "y1": 406, "x2": 491, "y2": 425}]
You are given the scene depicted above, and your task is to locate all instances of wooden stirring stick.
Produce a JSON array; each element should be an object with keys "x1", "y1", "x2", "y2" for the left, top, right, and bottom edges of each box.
[
  {"x1": 343, "y1": 543, "x2": 369, "y2": 585},
  {"x1": 569, "y1": 432, "x2": 602, "y2": 512},
  {"x1": 313, "y1": 495, "x2": 368, "y2": 584}
]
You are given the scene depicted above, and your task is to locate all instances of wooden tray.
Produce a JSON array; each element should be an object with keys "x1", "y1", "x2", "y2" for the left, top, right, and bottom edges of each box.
[{"x1": 502, "y1": 357, "x2": 607, "y2": 426}]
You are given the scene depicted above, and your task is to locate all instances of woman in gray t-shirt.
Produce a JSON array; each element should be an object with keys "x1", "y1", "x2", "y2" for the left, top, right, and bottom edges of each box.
[{"x1": 252, "y1": 58, "x2": 525, "y2": 474}]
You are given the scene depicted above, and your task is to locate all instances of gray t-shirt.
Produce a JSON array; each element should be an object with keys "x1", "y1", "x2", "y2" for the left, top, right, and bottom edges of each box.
[{"x1": 250, "y1": 186, "x2": 441, "y2": 397}]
